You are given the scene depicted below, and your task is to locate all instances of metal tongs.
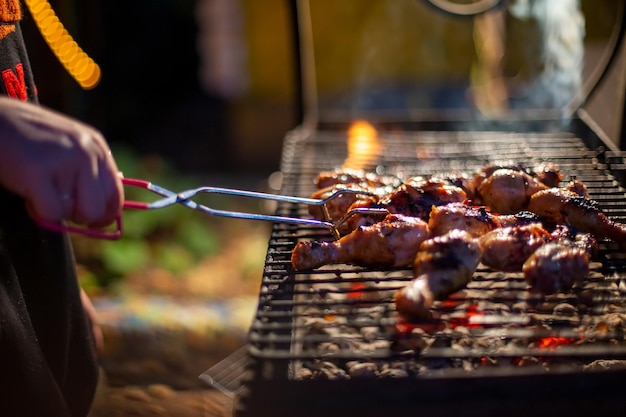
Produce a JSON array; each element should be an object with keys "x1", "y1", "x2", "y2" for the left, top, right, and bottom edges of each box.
[{"x1": 39, "y1": 178, "x2": 388, "y2": 240}]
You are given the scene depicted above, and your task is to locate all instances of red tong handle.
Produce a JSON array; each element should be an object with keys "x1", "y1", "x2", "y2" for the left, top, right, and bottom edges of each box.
[{"x1": 37, "y1": 215, "x2": 123, "y2": 240}]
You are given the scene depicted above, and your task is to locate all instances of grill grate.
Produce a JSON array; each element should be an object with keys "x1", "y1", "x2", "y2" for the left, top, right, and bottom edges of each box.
[
  {"x1": 248, "y1": 130, "x2": 626, "y2": 365},
  {"x1": 231, "y1": 129, "x2": 626, "y2": 417}
]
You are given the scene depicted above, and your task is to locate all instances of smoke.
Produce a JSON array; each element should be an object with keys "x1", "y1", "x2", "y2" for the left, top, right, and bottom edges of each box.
[{"x1": 506, "y1": 0, "x2": 586, "y2": 110}]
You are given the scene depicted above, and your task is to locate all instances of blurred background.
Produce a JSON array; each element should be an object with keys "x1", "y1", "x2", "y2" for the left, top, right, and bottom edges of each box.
[
  {"x1": 17, "y1": 0, "x2": 626, "y2": 414},
  {"x1": 20, "y1": 1, "x2": 299, "y2": 409},
  {"x1": 23, "y1": 0, "x2": 298, "y2": 175}
]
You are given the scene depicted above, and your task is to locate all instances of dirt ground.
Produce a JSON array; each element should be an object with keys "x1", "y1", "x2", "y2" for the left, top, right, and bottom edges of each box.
[
  {"x1": 87, "y1": 325, "x2": 242, "y2": 417},
  {"x1": 84, "y1": 315, "x2": 247, "y2": 417},
  {"x1": 81, "y1": 218, "x2": 267, "y2": 417},
  {"x1": 89, "y1": 383, "x2": 233, "y2": 417}
]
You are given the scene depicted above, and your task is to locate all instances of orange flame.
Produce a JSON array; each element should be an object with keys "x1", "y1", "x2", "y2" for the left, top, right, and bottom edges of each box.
[{"x1": 343, "y1": 120, "x2": 382, "y2": 169}]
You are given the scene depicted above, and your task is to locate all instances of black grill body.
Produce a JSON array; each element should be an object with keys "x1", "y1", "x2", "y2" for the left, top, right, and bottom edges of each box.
[
  {"x1": 233, "y1": 120, "x2": 626, "y2": 417},
  {"x1": 231, "y1": 1, "x2": 626, "y2": 415}
]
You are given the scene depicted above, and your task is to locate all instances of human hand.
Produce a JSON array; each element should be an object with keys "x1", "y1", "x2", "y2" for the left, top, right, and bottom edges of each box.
[{"x1": 0, "y1": 97, "x2": 123, "y2": 227}]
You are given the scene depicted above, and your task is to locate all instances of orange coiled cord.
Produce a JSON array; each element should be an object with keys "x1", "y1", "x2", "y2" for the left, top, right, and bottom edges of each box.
[{"x1": 24, "y1": 0, "x2": 101, "y2": 89}]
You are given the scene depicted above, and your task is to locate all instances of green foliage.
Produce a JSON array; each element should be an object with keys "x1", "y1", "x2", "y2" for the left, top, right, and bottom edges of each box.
[
  {"x1": 100, "y1": 239, "x2": 151, "y2": 276},
  {"x1": 174, "y1": 217, "x2": 221, "y2": 259},
  {"x1": 153, "y1": 242, "x2": 196, "y2": 275}
]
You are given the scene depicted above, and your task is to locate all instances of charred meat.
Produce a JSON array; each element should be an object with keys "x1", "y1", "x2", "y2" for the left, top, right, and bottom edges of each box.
[
  {"x1": 477, "y1": 168, "x2": 549, "y2": 214},
  {"x1": 523, "y1": 240, "x2": 592, "y2": 295},
  {"x1": 395, "y1": 230, "x2": 481, "y2": 321},
  {"x1": 528, "y1": 188, "x2": 626, "y2": 247},
  {"x1": 428, "y1": 202, "x2": 541, "y2": 238},
  {"x1": 291, "y1": 213, "x2": 430, "y2": 270},
  {"x1": 478, "y1": 223, "x2": 553, "y2": 272}
]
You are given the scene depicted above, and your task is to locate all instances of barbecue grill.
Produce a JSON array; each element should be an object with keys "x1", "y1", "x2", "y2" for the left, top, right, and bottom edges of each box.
[{"x1": 207, "y1": 1, "x2": 626, "y2": 416}]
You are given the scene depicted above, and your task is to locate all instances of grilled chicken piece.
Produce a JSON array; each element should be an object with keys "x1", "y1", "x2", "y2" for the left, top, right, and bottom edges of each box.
[
  {"x1": 428, "y1": 203, "x2": 497, "y2": 238},
  {"x1": 428, "y1": 202, "x2": 541, "y2": 238},
  {"x1": 572, "y1": 231, "x2": 599, "y2": 256},
  {"x1": 527, "y1": 188, "x2": 626, "y2": 247},
  {"x1": 549, "y1": 224, "x2": 599, "y2": 256},
  {"x1": 387, "y1": 176, "x2": 468, "y2": 219},
  {"x1": 291, "y1": 213, "x2": 430, "y2": 270},
  {"x1": 473, "y1": 162, "x2": 527, "y2": 191},
  {"x1": 563, "y1": 178, "x2": 589, "y2": 197},
  {"x1": 473, "y1": 161, "x2": 562, "y2": 189},
  {"x1": 309, "y1": 169, "x2": 401, "y2": 235},
  {"x1": 351, "y1": 176, "x2": 467, "y2": 220},
  {"x1": 477, "y1": 168, "x2": 549, "y2": 214},
  {"x1": 308, "y1": 183, "x2": 384, "y2": 234},
  {"x1": 439, "y1": 171, "x2": 478, "y2": 201},
  {"x1": 533, "y1": 162, "x2": 563, "y2": 188},
  {"x1": 523, "y1": 240, "x2": 592, "y2": 295},
  {"x1": 478, "y1": 223, "x2": 553, "y2": 272},
  {"x1": 395, "y1": 230, "x2": 481, "y2": 320},
  {"x1": 336, "y1": 176, "x2": 467, "y2": 233},
  {"x1": 314, "y1": 168, "x2": 402, "y2": 190}
]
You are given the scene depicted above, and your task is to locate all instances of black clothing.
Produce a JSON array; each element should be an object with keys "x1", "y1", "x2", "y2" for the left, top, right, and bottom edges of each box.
[{"x1": 0, "y1": 6, "x2": 99, "y2": 417}]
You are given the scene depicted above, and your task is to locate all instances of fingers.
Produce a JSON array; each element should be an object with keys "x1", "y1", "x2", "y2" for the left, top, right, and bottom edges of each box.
[
  {"x1": 72, "y1": 158, "x2": 120, "y2": 227},
  {"x1": 24, "y1": 175, "x2": 68, "y2": 223},
  {"x1": 70, "y1": 139, "x2": 123, "y2": 227},
  {"x1": 25, "y1": 156, "x2": 121, "y2": 228},
  {"x1": 25, "y1": 135, "x2": 121, "y2": 227},
  {"x1": 0, "y1": 100, "x2": 122, "y2": 227}
]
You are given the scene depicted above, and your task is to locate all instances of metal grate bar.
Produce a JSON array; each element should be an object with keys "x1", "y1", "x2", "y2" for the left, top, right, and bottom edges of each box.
[{"x1": 247, "y1": 130, "x2": 626, "y2": 373}]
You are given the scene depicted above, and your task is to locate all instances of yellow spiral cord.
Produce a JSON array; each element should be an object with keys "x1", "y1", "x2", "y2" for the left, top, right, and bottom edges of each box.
[{"x1": 24, "y1": 0, "x2": 101, "y2": 89}]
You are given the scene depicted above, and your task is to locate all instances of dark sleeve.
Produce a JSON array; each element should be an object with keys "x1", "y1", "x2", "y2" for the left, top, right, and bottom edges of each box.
[{"x1": 0, "y1": 189, "x2": 99, "y2": 417}]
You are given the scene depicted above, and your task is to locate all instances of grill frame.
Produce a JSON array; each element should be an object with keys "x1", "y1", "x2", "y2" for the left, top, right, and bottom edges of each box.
[
  {"x1": 230, "y1": 2, "x2": 626, "y2": 415},
  {"x1": 233, "y1": 118, "x2": 626, "y2": 417}
]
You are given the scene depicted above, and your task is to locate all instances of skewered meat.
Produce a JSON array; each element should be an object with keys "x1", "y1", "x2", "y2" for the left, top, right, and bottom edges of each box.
[
  {"x1": 428, "y1": 202, "x2": 541, "y2": 238},
  {"x1": 291, "y1": 213, "x2": 430, "y2": 270},
  {"x1": 527, "y1": 188, "x2": 626, "y2": 247},
  {"x1": 395, "y1": 230, "x2": 481, "y2": 320},
  {"x1": 523, "y1": 240, "x2": 591, "y2": 295},
  {"x1": 477, "y1": 168, "x2": 549, "y2": 214},
  {"x1": 478, "y1": 223, "x2": 553, "y2": 272}
]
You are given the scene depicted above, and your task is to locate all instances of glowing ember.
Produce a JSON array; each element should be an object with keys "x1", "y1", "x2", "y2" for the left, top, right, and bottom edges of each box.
[
  {"x1": 395, "y1": 319, "x2": 418, "y2": 335},
  {"x1": 343, "y1": 120, "x2": 382, "y2": 169},
  {"x1": 449, "y1": 303, "x2": 485, "y2": 328},
  {"x1": 537, "y1": 337, "x2": 575, "y2": 349},
  {"x1": 394, "y1": 317, "x2": 443, "y2": 335},
  {"x1": 347, "y1": 282, "x2": 366, "y2": 299}
]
